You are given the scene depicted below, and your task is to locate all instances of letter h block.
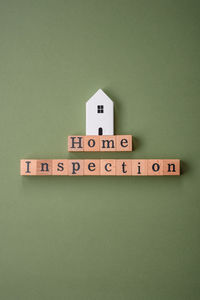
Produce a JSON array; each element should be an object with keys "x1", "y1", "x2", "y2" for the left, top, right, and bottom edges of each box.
[{"x1": 68, "y1": 136, "x2": 84, "y2": 152}]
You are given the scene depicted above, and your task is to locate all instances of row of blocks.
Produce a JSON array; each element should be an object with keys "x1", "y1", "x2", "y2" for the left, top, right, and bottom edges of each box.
[
  {"x1": 68, "y1": 135, "x2": 132, "y2": 152},
  {"x1": 21, "y1": 159, "x2": 180, "y2": 176}
]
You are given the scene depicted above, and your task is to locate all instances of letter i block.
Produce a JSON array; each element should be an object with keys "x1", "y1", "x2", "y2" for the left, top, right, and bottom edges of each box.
[
  {"x1": 132, "y1": 160, "x2": 147, "y2": 176},
  {"x1": 68, "y1": 136, "x2": 84, "y2": 152},
  {"x1": 20, "y1": 160, "x2": 37, "y2": 175},
  {"x1": 100, "y1": 159, "x2": 116, "y2": 175},
  {"x1": 147, "y1": 160, "x2": 164, "y2": 176},
  {"x1": 84, "y1": 160, "x2": 100, "y2": 175},
  {"x1": 100, "y1": 136, "x2": 117, "y2": 152},
  {"x1": 163, "y1": 159, "x2": 180, "y2": 176},
  {"x1": 68, "y1": 160, "x2": 84, "y2": 176},
  {"x1": 36, "y1": 160, "x2": 53, "y2": 175},
  {"x1": 116, "y1": 135, "x2": 132, "y2": 152},
  {"x1": 52, "y1": 160, "x2": 68, "y2": 175},
  {"x1": 84, "y1": 136, "x2": 100, "y2": 152},
  {"x1": 116, "y1": 160, "x2": 132, "y2": 175}
]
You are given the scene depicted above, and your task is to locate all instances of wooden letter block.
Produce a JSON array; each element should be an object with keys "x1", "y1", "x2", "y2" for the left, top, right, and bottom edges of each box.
[
  {"x1": 84, "y1": 160, "x2": 100, "y2": 175},
  {"x1": 68, "y1": 136, "x2": 84, "y2": 152},
  {"x1": 20, "y1": 160, "x2": 37, "y2": 176},
  {"x1": 116, "y1": 135, "x2": 132, "y2": 152},
  {"x1": 147, "y1": 160, "x2": 164, "y2": 176},
  {"x1": 100, "y1": 136, "x2": 116, "y2": 152},
  {"x1": 132, "y1": 160, "x2": 147, "y2": 176},
  {"x1": 52, "y1": 160, "x2": 68, "y2": 176},
  {"x1": 84, "y1": 136, "x2": 100, "y2": 152},
  {"x1": 68, "y1": 160, "x2": 84, "y2": 176},
  {"x1": 116, "y1": 160, "x2": 132, "y2": 176},
  {"x1": 36, "y1": 160, "x2": 52, "y2": 175},
  {"x1": 163, "y1": 159, "x2": 180, "y2": 176},
  {"x1": 100, "y1": 159, "x2": 116, "y2": 176}
]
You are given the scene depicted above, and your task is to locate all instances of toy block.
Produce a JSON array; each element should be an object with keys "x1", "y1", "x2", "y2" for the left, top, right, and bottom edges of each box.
[
  {"x1": 116, "y1": 135, "x2": 132, "y2": 152},
  {"x1": 116, "y1": 160, "x2": 132, "y2": 175},
  {"x1": 68, "y1": 136, "x2": 84, "y2": 152},
  {"x1": 84, "y1": 136, "x2": 100, "y2": 152},
  {"x1": 20, "y1": 160, "x2": 37, "y2": 176},
  {"x1": 52, "y1": 160, "x2": 68, "y2": 175},
  {"x1": 84, "y1": 160, "x2": 100, "y2": 175},
  {"x1": 68, "y1": 160, "x2": 84, "y2": 176},
  {"x1": 147, "y1": 160, "x2": 164, "y2": 176},
  {"x1": 132, "y1": 160, "x2": 147, "y2": 176},
  {"x1": 100, "y1": 159, "x2": 116, "y2": 175},
  {"x1": 36, "y1": 160, "x2": 52, "y2": 175},
  {"x1": 100, "y1": 136, "x2": 116, "y2": 152},
  {"x1": 163, "y1": 159, "x2": 180, "y2": 176}
]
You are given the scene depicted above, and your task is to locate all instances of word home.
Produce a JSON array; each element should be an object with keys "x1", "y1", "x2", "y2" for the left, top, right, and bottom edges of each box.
[
  {"x1": 20, "y1": 159, "x2": 180, "y2": 176},
  {"x1": 68, "y1": 135, "x2": 132, "y2": 152}
]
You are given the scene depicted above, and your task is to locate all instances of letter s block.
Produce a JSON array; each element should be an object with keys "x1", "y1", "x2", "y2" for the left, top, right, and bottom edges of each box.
[
  {"x1": 52, "y1": 160, "x2": 68, "y2": 175},
  {"x1": 68, "y1": 136, "x2": 84, "y2": 152}
]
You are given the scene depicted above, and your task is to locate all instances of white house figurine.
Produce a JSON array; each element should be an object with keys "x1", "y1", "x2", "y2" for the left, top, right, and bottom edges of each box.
[{"x1": 86, "y1": 89, "x2": 114, "y2": 135}]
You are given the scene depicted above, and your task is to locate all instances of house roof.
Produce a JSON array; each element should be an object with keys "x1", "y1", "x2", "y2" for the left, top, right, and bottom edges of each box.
[{"x1": 86, "y1": 89, "x2": 113, "y2": 104}]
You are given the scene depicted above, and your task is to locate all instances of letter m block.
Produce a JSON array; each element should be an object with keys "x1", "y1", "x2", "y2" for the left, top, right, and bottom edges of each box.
[{"x1": 68, "y1": 136, "x2": 84, "y2": 152}]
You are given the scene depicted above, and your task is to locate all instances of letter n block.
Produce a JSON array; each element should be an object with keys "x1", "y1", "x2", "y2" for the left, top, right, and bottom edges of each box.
[
  {"x1": 68, "y1": 160, "x2": 84, "y2": 176},
  {"x1": 52, "y1": 160, "x2": 68, "y2": 175},
  {"x1": 116, "y1": 135, "x2": 132, "y2": 152},
  {"x1": 163, "y1": 159, "x2": 180, "y2": 176},
  {"x1": 68, "y1": 136, "x2": 84, "y2": 152},
  {"x1": 20, "y1": 160, "x2": 37, "y2": 175},
  {"x1": 147, "y1": 160, "x2": 164, "y2": 176},
  {"x1": 36, "y1": 160, "x2": 52, "y2": 175}
]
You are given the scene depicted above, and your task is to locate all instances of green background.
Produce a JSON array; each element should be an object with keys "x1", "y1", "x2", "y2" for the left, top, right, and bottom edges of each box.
[{"x1": 1, "y1": 0, "x2": 200, "y2": 299}]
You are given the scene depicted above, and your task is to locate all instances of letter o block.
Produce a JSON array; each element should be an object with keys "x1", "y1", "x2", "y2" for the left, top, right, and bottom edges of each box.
[
  {"x1": 147, "y1": 160, "x2": 164, "y2": 176},
  {"x1": 84, "y1": 136, "x2": 100, "y2": 152}
]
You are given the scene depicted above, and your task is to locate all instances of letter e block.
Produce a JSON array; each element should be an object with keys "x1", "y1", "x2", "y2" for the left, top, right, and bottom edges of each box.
[
  {"x1": 100, "y1": 159, "x2": 116, "y2": 175},
  {"x1": 163, "y1": 159, "x2": 180, "y2": 176},
  {"x1": 147, "y1": 160, "x2": 164, "y2": 176},
  {"x1": 84, "y1": 160, "x2": 100, "y2": 175},
  {"x1": 132, "y1": 160, "x2": 147, "y2": 176},
  {"x1": 52, "y1": 160, "x2": 68, "y2": 175},
  {"x1": 116, "y1": 135, "x2": 132, "y2": 152},
  {"x1": 84, "y1": 136, "x2": 100, "y2": 152},
  {"x1": 20, "y1": 160, "x2": 37, "y2": 176},
  {"x1": 68, "y1": 136, "x2": 84, "y2": 152},
  {"x1": 68, "y1": 160, "x2": 84, "y2": 176}
]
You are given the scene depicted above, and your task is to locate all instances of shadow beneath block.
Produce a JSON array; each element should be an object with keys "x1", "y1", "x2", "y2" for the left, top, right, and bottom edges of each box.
[
  {"x1": 180, "y1": 160, "x2": 189, "y2": 175},
  {"x1": 132, "y1": 136, "x2": 141, "y2": 151}
]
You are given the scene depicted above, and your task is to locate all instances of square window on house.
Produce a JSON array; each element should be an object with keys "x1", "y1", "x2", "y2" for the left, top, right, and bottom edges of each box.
[{"x1": 97, "y1": 105, "x2": 104, "y2": 113}]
